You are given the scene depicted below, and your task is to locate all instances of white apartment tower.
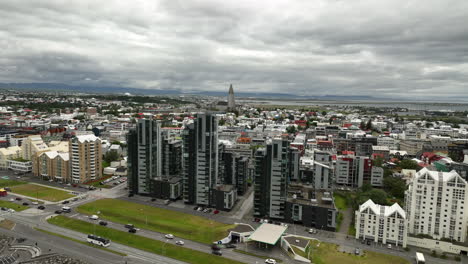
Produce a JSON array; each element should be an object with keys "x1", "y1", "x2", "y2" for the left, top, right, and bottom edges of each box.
[
  {"x1": 406, "y1": 168, "x2": 468, "y2": 242},
  {"x1": 355, "y1": 199, "x2": 408, "y2": 247}
]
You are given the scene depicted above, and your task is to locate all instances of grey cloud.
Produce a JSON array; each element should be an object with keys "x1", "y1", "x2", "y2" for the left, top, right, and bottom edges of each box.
[{"x1": 0, "y1": 0, "x2": 467, "y2": 99}]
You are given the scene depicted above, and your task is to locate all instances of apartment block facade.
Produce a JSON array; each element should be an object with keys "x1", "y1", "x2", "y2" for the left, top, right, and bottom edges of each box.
[
  {"x1": 355, "y1": 199, "x2": 407, "y2": 247},
  {"x1": 405, "y1": 168, "x2": 468, "y2": 242},
  {"x1": 69, "y1": 135, "x2": 102, "y2": 184},
  {"x1": 35, "y1": 151, "x2": 70, "y2": 182}
]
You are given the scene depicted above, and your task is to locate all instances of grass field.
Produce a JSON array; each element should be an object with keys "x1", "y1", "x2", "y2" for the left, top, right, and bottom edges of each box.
[
  {"x1": 34, "y1": 228, "x2": 127, "y2": 256},
  {"x1": 306, "y1": 240, "x2": 409, "y2": 264},
  {"x1": 234, "y1": 249, "x2": 283, "y2": 263},
  {"x1": 77, "y1": 198, "x2": 234, "y2": 244},
  {"x1": 0, "y1": 179, "x2": 27, "y2": 188},
  {"x1": 48, "y1": 215, "x2": 245, "y2": 264},
  {"x1": 11, "y1": 184, "x2": 74, "y2": 202},
  {"x1": 0, "y1": 200, "x2": 29, "y2": 211},
  {"x1": 333, "y1": 193, "x2": 348, "y2": 210}
]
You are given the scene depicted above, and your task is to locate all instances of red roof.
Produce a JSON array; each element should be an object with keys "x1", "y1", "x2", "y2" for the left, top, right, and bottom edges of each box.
[{"x1": 342, "y1": 150, "x2": 355, "y2": 155}]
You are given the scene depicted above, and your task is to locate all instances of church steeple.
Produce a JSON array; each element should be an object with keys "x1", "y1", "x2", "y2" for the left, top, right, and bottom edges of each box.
[{"x1": 227, "y1": 84, "x2": 235, "y2": 110}]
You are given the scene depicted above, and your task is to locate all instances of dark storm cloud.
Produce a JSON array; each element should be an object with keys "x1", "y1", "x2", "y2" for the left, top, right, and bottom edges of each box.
[{"x1": 0, "y1": 0, "x2": 467, "y2": 99}]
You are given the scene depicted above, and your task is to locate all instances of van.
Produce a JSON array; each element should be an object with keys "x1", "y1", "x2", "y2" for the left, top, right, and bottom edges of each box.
[{"x1": 62, "y1": 206, "x2": 71, "y2": 213}]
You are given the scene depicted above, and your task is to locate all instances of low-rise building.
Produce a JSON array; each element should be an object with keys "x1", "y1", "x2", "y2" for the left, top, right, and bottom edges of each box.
[{"x1": 355, "y1": 199, "x2": 407, "y2": 247}]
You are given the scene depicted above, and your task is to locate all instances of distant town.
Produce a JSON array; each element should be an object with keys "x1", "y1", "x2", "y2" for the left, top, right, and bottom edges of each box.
[{"x1": 0, "y1": 86, "x2": 467, "y2": 264}]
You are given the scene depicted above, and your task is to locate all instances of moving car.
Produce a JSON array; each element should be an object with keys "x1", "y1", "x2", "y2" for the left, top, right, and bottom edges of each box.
[
  {"x1": 212, "y1": 250, "x2": 222, "y2": 256},
  {"x1": 0, "y1": 207, "x2": 7, "y2": 211},
  {"x1": 37, "y1": 205, "x2": 45, "y2": 210},
  {"x1": 165, "y1": 234, "x2": 174, "y2": 239},
  {"x1": 176, "y1": 240, "x2": 185, "y2": 246},
  {"x1": 54, "y1": 210, "x2": 62, "y2": 214},
  {"x1": 90, "y1": 215, "x2": 99, "y2": 220},
  {"x1": 15, "y1": 197, "x2": 22, "y2": 201},
  {"x1": 62, "y1": 200, "x2": 70, "y2": 204},
  {"x1": 31, "y1": 202, "x2": 38, "y2": 205},
  {"x1": 99, "y1": 221, "x2": 108, "y2": 226},
  {"x1": 124, "y1": 224, "x2": 134, "y2": 229},
  {"x1": 22, "y1": 202, "x2": 29, "y2": 206},
  {"x1": 128, "y1": 228, "x2": 137, "y2": 233},
  {"x1": 265, "y1": 259, "x2": 277, "y2": 264}
]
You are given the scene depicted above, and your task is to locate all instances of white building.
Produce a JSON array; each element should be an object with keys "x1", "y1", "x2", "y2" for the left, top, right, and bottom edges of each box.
[
  {"x1": 377, "y1": 136, "x2": 399, "y2": 150},
  {"x1": 405, "y1": 168, "x2": 468, "y2": 242},
  {"x1": 355, "y1": 199, "x2": 407, "y2": 247}
]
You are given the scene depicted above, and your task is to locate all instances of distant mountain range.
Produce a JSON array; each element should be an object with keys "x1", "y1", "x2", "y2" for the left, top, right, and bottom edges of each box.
[{"x1": 0, "y1": 82, "x2": 466, "y2": 103}]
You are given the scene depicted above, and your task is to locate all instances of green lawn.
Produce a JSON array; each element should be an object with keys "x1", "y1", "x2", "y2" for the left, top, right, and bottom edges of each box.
[
  {"x1": 0, "y1": 200, "x2": 29, "y2": 211},
  {"x1": 11, "y1": 184, "x2": 74, "y2": 202},
  {"x1": 48, "y1": 215, "x2": 245, "y2": 264},
  {"x1": 306, "y1": 240, "x2": 409, "y2": 264},
  {"x1": 77, "y1": 198, "x2": 234, "y2": 244},
  {"x1": 34, "y1": 227, "x2": 127, "y2": 256},
  {"x1": 233, "y1": 249, "x2": 283, "y2": 263},
  {"x1": 333, "y1": 193, "x2": 348, "y2": 210},
  {"x1": 0, "y1": 179, "x2": 27, "y2": 188}
]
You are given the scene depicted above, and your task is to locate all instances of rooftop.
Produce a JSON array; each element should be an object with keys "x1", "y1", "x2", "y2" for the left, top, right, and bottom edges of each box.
[
  {"x1": 286, "y1": 185, "x2": 335, "y2": 209},
  {"x1": 248, "y1": 223, "x2": 288, "y2": 245}
]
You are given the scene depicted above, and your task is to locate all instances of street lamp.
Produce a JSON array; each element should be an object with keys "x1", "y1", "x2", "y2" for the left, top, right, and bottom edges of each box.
[{"x1": 140, "y1": 208, "x2": 148, "y2": 226}]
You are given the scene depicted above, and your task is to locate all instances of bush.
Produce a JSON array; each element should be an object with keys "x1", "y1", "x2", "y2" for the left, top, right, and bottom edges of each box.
[
  {"x1": 441, "y1": 253, "x2": 447, "y2": 259},
  {"x1": 431, "y1": 250, "x2": 437, "y2": 257},
  {"x1": 454, "y1": 256, "x2": 461, "y2": 261},
  {"x1": 403, "y1": 247, "x2": 410, "y2": 252}
]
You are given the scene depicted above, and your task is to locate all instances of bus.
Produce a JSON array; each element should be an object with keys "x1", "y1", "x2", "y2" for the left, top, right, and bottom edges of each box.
[{"x1": 87, "y1": 234, "x2": 110, "y2": 247}]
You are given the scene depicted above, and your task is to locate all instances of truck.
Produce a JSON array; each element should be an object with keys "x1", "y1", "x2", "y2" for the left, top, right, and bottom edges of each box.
[{"x1": 416, "y1": 252, "x2": 425, "y2": 264}]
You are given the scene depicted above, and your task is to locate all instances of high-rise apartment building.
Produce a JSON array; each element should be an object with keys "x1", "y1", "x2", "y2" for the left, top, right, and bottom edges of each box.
[
  {"x1": 254, "y1": 137, "x2": 291, "y2": 219},
  {"x1": 406, "y1": 168, "x2": 468, "y2": 242},
  {"x1": 69, "y1": 134, "x2": 102, "y2": 183},
  {"x1": 127, "y1": 119, "x2": 162, "y2": 195},
  {"x1": 182, "y1": 113, "x2": 219, "y2": 206},
  {"x1": 335, "y1": 155, "x2": 382, "y2": 187},
  {"x1": 313, "y1": 150, "x2": 333, "y2": 190}
]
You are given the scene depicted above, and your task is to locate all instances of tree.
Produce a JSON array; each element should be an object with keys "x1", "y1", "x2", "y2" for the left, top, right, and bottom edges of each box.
[
  {"x1": 103, "y1": 150, "x2": 120, "y2": 163},
  {"x1": 359, "y1": 121, "x2": 366, "y2": 130},
  {"x1": 218, "y1": 119, "x2": 226, "y2": 126},
  {"x1": 286, "y1": 125, "x2": 297, "y2": 134},
  {"x1": 383, "y1": 177, "x2": 407, "y2": 199},
  {"x1": 366, "y1": 119, "x2": 373, "y2": 130},
  {"x1": 398, "y1": 159, "x2": 420, "y2": 170},
  {"x1": 321, "y1": 111, "x2": 327, "y2": 116}
]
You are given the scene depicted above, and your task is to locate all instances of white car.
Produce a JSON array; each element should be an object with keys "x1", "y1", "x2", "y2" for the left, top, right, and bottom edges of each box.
[
  {"x1": 176, "y1": 240, "x2": 184, "y2": 246},
  {"x1": 387, "y1": 244, "x2": 392, "y2": 249},
  {"x1": 7, "y1": 209, "x2": 15, "y2": 213},
  {"x1": 165, "y1": 234, "x2": 174, "y2": 239},
  {"x1": 9, "y1": 199, "x2": 14, "y2": 202},
  {"x1": 90, "y1": 215, "x2": 99, "y2": 220},
  {"x1": 32, "y1": 202, "x2": 39, "y2": 205},
  {"x1": 265, "y1": 259, "x2": 277, "y2": 264}
]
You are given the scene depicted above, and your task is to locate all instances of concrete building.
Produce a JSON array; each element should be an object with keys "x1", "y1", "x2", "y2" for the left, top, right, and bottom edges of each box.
[
  {"x1": 284, "y1": 184, "x2": 337, "y2": 231},
  {"x1": 127, "y1": 119, "x2": 162, "y2": 195},
  {"x1": 69, "y1": 134, "x2": 102, "y2": 184},
  {"x1": 355, "y1": 199, "x2": 407, "y2": 247},
  {"x1": 21, "y1": 135, "x2": 49, "y2": 160},
  {"x1": 227, "y1": 84, "x2": 235, "y2": 111},
  {"x1": 377, "y1": 136, "x2": 399, "y2": 150},
  {"x1": 182, "y1": 113, "x2": 220, "y2": 206},
  {"x1": 35, "y1": 151, "x2": 70, "y2": 182},
  {"x1": 405, "y1": 168, "x2": 468, "y2": 242},
  {"x1": 254, "y1": 137, "x2": 291, "y2": 219},
  {"x1": 313, "y1": 150, "x2": 333, "y2": 190},
  {"x1": 335, "y1": 155, "x2": 381, "y2": 187},
  {"x1": 0, "y1": 146, "x2": 22, "y2": 170}
]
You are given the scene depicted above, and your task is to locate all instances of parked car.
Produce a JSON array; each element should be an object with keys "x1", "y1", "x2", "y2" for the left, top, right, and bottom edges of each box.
[
  {"x1": 265, "y1": 259, "x2": 277, "y2": 264},
  {"x1": 37, "y1": 205, "x2": 45, "y2": 210},
  {"x1": 7, "y1": 209, "x2": 15, "y2": 213},
  {"x1": 355, "y1": 248, "x2": 360, "y2": 255},
  {"x1": 99, "y1": 221, "x2": 108, "y2": 226},
  {"x1": 193, "y1": 206, "x2": 199, "y2": 210},
  {"x1": 213, "y1": 210, "x2": 220, "y2": 214},
  {"x1": 164, "y1": 200, "x2": 171, "y2": 205},
  {"x1": 366, "y1": 240, "x2": 371, "y2": 245},
  {"x1": 225, "y1": 244, "x2": 236, "y2": 248},
  {"x1": 212, "y1": 250, "x2": 222, "y2": 256},
  {"x1": 54, "y1": 210, "x2": 62, "y2": 214},
  {"x1": 90, "y1": 215, "x2": 99, "y2": 220},
  {"x1": 387, "y1": 244, "x2": 392, "y2": 249},
  {"x1": 197, "y1": 207, "x2": 204, "y2": 212},
  {"x1": 165, "y1": 234, "x2": 174, "y2": 239},
  {"x1": 151, "y1": 198, "x2": 156, "y2": 202},
  {"x1": 128, "y1": 228, "x2": 137, "y2": 233},
  {"x1": 128, "y1": 194, "x2": 134, "y2": 197},
  {"x1": 175, "y1": 240, "x2": 185, "y2": 246},
  {"x1": 22, "y1": 202, "x2": 29, "y2": 206},
  {"x1": 206, "y1": 209, "x2": 212, "y2": 213},
  {"x1": 124, "y1": 224, "x2": 134, "y2": 229},
  {"x1": 203, "y1": 208, "x2": 209, "y2": 213},
  {"x1": 1, "y1": 207, "x2": 7, "y2": 211}
]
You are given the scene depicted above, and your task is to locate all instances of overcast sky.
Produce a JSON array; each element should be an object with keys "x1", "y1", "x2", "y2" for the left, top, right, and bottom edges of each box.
[{"x1": 1, "y1": 0, "x2": 467, "y2": 99}]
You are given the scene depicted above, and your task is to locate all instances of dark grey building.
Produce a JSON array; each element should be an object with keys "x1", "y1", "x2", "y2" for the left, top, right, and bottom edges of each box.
[
  {"x1": 210, "y1": 185, "x2": 237, "y2": 211},
  {"x1": 284, "y1": 185, "x2": 337, "y2": 231},
  {"x1": 152, "y1": 177, "x2": 182, "y2": 200},
  {"x1": 182, "y1": 113, "x2": 219, "y2": 206}
]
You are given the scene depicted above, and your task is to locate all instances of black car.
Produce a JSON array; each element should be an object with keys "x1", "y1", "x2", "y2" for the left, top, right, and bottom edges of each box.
[
  {"x1": 22, "y1": 202, "x2": 29, "y2": 206},
  {"x1": 212, "y1": 250, "x2": 222, "y2": 256},
  {"x1": 54, "y1": 210, "x2": 62, "y2": 214},
  {"x1": 15, "y1": 197, "x2": 22, "y2": 201},
  {"x1": 366, "y1": 240, "x2": 371, "y2": 245},
  {"x1": 99, "y1": 221, "x2": 108, "y2": 226},
  {"x1": 151, "y1": 198, "x2": 156, "y2": 202},
  {"x1": 37, "y1": 205, "x2": 45, "y2": 210},
  {"x1": 128, "y1": 228, "x2": 137, "y2": 233},
  {"x1": 225, "y1": 244, "x2": 236, "y2": 249},
  {"x1": 124, "y1": 224, "x2": 134, "y2": 229},
  {"x1": 62, "y1": 200, "x2": 70, "y2": 204},
  {"x1": 128, "y1": 193, "x2": 134, "y2": 197},
  {"x1": 1, "y1": 207, "x2": 7, "y2": 211},
  {"x1": 193, "y1": 206, "x2": 199, "y2": 210},
  {"x1": 211, "y1": 245, "x2": 221, "y2": 250}
]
